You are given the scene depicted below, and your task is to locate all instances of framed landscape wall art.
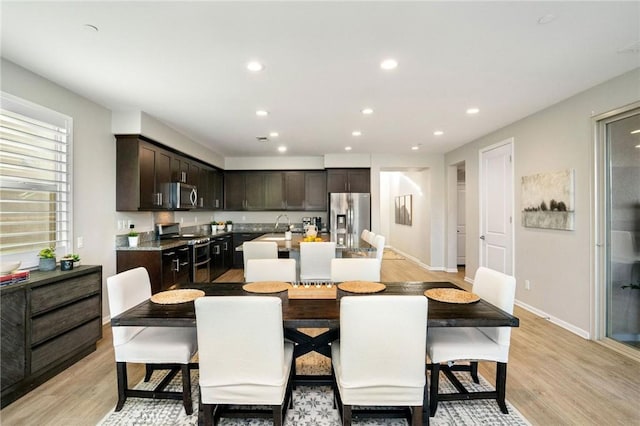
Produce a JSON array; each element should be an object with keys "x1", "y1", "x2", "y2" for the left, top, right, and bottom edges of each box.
[
  {"x1": 394, "y1": 194, "x2": 412, "y2": 226},
  {"x1": 521, "y1": 169, "x2": 575, "y2": 230}
]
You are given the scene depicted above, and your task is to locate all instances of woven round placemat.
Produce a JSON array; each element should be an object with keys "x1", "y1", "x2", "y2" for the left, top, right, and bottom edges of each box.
[
  {"x1": 242, "y1": 281, "x2": 291, "y2": 293},
  {"x1": 424, "y1": 288, "x2": 480, "y2": 304},
  {"x1": 150, "y1": 289, "x2": 205, "y2": 304},
  {"x1": 337, "y1": 281, "x2": 386, "y2": 294}
]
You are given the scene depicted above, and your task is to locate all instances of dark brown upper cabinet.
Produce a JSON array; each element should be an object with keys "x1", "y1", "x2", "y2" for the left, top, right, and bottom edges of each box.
[
  {"x1": 327, "y1": 168, "x2": 370, "y2": 193},
  {"x1": 116, "y1": 135, "x2": 173, "y2": 211},
  {"x1": 304, "y1": 171, "x2": 327, "y2": 211}
]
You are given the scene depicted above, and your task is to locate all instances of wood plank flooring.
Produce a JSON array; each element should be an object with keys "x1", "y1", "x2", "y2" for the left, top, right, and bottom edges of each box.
[{"x1": 2, "y1": 256, "x2": 639, "y2": 425}]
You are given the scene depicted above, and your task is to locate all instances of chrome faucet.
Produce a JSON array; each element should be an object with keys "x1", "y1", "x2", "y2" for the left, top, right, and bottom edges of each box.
[{"x1": 274, "y1": 214, "x2": 290, "y2": 232}]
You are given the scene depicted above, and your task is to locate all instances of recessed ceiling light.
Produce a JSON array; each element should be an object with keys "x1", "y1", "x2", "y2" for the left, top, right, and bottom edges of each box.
[
  {"x1": 433, "y1": 130, "x2": 444, "y2": 136},
  {"x1": 352, "y1": 131, "x2": 362, "y2": 136},
  {"x1": 247, "y1": 61, "x2": 264, "y2": 72},
  {"x1": 380, "y1": 59, "x2": 398, "y2": 70},
  {"x1": 269, "y1": 132, "x2": 279, "y2": 137},
  {"x1": 361, "y1": 108, "x2": 374, "y2": 115},
  {"x1": 636, "y1": 144, "x2": 640, "y2": 149},
  {"x1": 256, "y1": 110, "x2": 269, "y2": 116},
  {"x1": 345, "y1": 146, "x2": 352, "y2": 151},
  {"x1": 411, "y1": 146, "x2": 419, "y2": 151},
  {"x1": 537, "y1": 14, "x2": 557, "y2": 25},
  {"x1": 466, "y1": 107, "x2": 480, "y2": 115},
  {"x1": 630, "y1": 129, "x2": 640, "y2": 134},
  {"x1": 83, "y1": 24, "x2": 99, "y2": 32},
  {"x1": 277, "y1": 146, "x2": 287, "y2": 153}
]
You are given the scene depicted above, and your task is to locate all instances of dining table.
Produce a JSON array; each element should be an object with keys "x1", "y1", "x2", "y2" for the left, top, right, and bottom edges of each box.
[{"x1": 111, "y1": 280, "x2": 519, "y2": 425}]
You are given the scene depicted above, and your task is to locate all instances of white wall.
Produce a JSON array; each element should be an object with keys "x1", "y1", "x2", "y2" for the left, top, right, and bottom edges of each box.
[
  {"x1": 2, "y1": 59, "x2": 116, "y2": 320},
  {"x1": 444, "y1": 68, "x2": 640, "y2": 337},
  {"x1": 380, "y1": 170, "x2": 431, "y2": 265},
  {"x1": 371, "y1": 153, "x2": 445, "y2": 269}
]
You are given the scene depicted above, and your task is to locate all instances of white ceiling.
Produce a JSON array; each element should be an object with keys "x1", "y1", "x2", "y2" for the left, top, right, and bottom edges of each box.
[{"x1": 2, "y1": 1, "x2": 639, "y2": 158}]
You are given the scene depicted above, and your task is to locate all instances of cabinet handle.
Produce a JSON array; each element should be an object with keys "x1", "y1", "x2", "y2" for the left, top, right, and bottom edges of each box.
[
  {"x1": 214, "y1": 246, "x2": 221, "y2": 255},
  {"x1": 164, "y1": 251, "x2": 176, "y2": 256},
  {"x1": 223, "y1": 242, "x2": 228, "y2": 250},
  {"x1": 173, "y1": 258, "x2": 179, "y2": 271},
  {"x1": 215, "y1": 199, "x2": 219, "y2": 208},
  {"x1": 179, "y1": 247, "x2": 189, "y2": 252},
  {"x1": 344, "y1": 182, "x2": 347, "y2": 191},
  {"x1": 199, "y1": 197, "x2": 204, "y2": 208},
  {"x1": 158, "y1": 192, "x2": 163, "y2": 206},
  {"x1": 180, "y1": 261, "x2": 189, "y2": 267}
]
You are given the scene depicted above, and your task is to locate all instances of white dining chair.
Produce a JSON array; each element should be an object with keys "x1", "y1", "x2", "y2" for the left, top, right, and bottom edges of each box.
[
  {"x1": 330, "y1": 258, "x2": 380, "y2": 282},
  {"x1": 427, "y1": 266, "x2": 516, "y2": 416},
  {"x1": 299, "y1": 241, "x2": 336, "y2": 281},
  {"x1": 366, "y1": 231, "x2": 377, "y2": 245},
  {"x1": 245, "y1": 258, "x2": 296, "y2": 282},
  {"x1": 106, "y1": 267, "x2": 198, "y2": 414},
  {"x1": 360, "y1": 229, "x2": 370, "y2": 243},
  {"x1": 195, "y1": 296, "x2": 294, "y2": 426},
  {"x1": 373, "y1": 234, "x2": 385, "y2": 265},
  {"x1": 242, "y1": 241, "x2": 278, "y2": 279},
  {"x1": 332, "y1": 295, "x2": 428, "y2": 425}
]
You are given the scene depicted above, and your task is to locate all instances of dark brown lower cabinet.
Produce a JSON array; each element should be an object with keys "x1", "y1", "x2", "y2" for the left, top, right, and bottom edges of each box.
[{"x1": 0, "y1": 266, "x2": 103, "y2": 408}]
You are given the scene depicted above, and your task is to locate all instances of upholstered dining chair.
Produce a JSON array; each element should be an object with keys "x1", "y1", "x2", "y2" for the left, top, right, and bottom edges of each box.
[
  {"x1": 331, "y1": 295, "x2": 428, "y2": 425},
  {"x1": 299, "y1": 241, "x2": 336, "y2": 281},
  {"x1": 242, "y1": 241, "x2": 278, "y2": 279},
  {"x1": 106, "y1": 267, "x2": 198, "y2": 414},
  {"x1": 245, "y1": 258, "x2": 296, "y2": 282},
  {"x1": 427, "y1": 266, "x2": 516, "y2": 416},
  {"x1": 373, "y1": 234, "x2": 385, "y2": 264},
  {"x1": 366, "y1": 231, "x2": 377, "y2": 245},
  {"x1": 195, "y1": 296, "x2": 294, "y2": 426},
  {"x1": 330, "y1": 258, "x2": 380, "y2": 282}
]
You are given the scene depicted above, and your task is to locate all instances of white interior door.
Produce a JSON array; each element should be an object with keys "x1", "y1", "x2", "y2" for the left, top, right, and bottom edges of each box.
[
  {"x1": 480, "y1": 140, "x2": 514, "y2": 274},
  {"x1": 457, "y1": 182, "x2": 466, "y2": 265}
]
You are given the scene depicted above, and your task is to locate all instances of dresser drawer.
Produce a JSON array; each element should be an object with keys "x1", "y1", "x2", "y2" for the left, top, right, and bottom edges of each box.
[
  {"x1": 30, "y1": 318, "x2": 101, "y2": 374},
  {"x1": 31, "y1": 272, "x2": 100, "y2": 315},
  {"x1": 31, "y1": 295, "x2": 100, "y2": 345}
]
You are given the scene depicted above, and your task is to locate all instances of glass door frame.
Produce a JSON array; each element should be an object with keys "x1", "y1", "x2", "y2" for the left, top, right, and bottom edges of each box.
[{"x1": 592, "y1": 101, "x2": 640, "y2": 359}]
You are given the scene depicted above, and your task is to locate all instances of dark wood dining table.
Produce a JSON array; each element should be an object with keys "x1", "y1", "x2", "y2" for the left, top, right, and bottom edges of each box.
[{"x1": 111, "y1": 281, "x2": 519, "y2": 425}]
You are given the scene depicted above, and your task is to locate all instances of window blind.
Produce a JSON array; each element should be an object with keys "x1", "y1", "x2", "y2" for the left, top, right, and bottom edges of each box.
[{"x1": 0, "y1": 93, "x2": 73, "y2": 267}]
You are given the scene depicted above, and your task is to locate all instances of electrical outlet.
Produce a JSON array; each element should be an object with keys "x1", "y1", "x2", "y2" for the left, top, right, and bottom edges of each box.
[
  {"x1": 180, "y1": 217, "x2": 184, "y2": 224},
  {"x1": 525, "y1": 280, "x2": 531, "y2": 290},
  {"x1": 77, "y1": 236, "x2": 84, "y2": 248}
]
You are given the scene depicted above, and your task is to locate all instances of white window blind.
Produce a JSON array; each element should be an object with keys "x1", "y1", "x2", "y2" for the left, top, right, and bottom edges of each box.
[{"x1": 0, "y1": 92, "x2": 73, "y2": 268}]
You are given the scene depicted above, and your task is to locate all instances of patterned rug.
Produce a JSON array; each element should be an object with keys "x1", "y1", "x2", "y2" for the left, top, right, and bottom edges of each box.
[{"x1": 99, "y1": 354, "x2": 529, "y2": 426}]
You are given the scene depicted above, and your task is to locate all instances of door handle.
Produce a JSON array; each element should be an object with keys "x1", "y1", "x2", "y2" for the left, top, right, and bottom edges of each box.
[{"x1": 480, "y1": 235, "x2": 486, "y2": 240}]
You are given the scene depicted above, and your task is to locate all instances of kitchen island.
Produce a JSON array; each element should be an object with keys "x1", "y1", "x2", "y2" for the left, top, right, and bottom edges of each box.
[{"x1": 239, "y1": 232, "x2": 376, "y2": 257}]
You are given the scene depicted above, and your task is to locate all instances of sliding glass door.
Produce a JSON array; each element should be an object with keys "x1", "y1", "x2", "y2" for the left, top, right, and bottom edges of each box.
[{"x1": 597, "y1": 105, "x2": 640, "y2": 350}]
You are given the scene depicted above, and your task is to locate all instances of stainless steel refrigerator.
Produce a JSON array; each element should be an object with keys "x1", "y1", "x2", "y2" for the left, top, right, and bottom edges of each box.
[{"x1": 329, "y1": 193, "x2": 371, "y2": 247}]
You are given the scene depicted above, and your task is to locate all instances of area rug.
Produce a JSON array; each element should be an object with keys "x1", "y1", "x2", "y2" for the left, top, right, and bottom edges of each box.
[
  {"x1": 383, "y1": 249, "x2": 405, "y2": 260},
  {"x1": 98, "y1": 358, "x2": 529, "y2": 426}
]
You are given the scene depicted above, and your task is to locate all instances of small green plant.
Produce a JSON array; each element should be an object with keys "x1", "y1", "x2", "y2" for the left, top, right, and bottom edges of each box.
[
  {"x1": 38, "y1": 247, "x2": 56, "y2": 259},
  {"x1": 226, "y1": 220, "x2": 233, "y2": 225},
  {"x1": 62, "y1": 253, "x2": 81, "y2": 262},
  {"x1": 128, "y1": 230, "x2": 139, "y2": 237}
]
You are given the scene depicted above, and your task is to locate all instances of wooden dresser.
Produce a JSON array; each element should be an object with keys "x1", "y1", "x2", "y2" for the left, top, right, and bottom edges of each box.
[{"x1": 1, "y1": 265, "x2": 102, "y2": 408}]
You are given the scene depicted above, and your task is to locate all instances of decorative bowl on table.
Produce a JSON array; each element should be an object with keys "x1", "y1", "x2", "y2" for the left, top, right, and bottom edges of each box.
[{"x1": 1, "y1": 261, "x2": 21, "y2": 275}]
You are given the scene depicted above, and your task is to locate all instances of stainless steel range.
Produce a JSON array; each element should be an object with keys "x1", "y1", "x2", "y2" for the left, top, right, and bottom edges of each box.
[{"x1": 156, "y1": 223, "x2": 210, "y2": 283}]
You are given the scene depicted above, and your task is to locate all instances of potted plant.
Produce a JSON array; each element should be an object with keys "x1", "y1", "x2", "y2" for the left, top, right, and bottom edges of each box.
[
  {"x1": 226, "y1": 220, "x2": 233, "y2": 232},
  {"x1": 60, "y1": 253, "x2": 80, "y2": 271},
  {"x1": 128, "y1": 229, "x2": 140, "y2": 247},
  {"x1": 38, "y1": 247, "x2": 56, "y2": 271}
]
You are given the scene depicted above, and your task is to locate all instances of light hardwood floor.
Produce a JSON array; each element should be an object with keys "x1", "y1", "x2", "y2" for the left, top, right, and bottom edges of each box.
[{"x1": 2, "y1": 256, "x2": 639, "y2": 425}]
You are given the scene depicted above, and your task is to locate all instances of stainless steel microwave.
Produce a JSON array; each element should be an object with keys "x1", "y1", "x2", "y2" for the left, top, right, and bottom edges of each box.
[{"x1": 166, "y1": 182, "x2": 198, "y2": 209}]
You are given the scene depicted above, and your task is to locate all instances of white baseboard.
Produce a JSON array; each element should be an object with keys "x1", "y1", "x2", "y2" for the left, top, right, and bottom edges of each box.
[
  {"x1": 515, "y1": 299, "x2": 590, "y2": 339},
  {"x1": 103, "y1": 315, "x2": 111, "y2": 326}
]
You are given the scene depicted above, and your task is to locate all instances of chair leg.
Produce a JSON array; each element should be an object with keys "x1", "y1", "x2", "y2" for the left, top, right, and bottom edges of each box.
[
  {"x1": 411, "y1": 405, "x2": 423, "y2": 426},
  {"x1": 496, "y1": 362, "x2": 509, "y2": 414},
  {"x1": 181, "y1": 364, "x2": 193, "y2": 415},
  {"x1": 202, "y1": 403, "x2": 214, "y2": 426},
  {"x1": 272, "y1": 404, "x2": 283, "y2": 426},
  {"x1": 429, "y1": 363, "x2": 440, "y2": 417},
  {"x1": 144, "y1": 363, "x2": 153, "y2": 382},
  {"x1": 342, "y1": 404, "x2": 352, "y2": 426},
  {"x1": 470, "y1": 361, "x2": 479, "y2": 384},
  {"x1": 115, "y1": 362, "x2": 128, "y2": 411}
]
